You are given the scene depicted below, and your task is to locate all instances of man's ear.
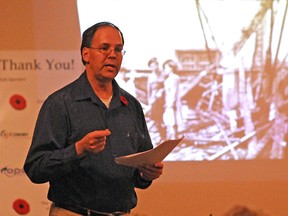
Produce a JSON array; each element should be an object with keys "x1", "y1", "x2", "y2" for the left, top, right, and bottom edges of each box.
[{"x1": 82, "y1": 47, "x2": 90, "y2": 64}]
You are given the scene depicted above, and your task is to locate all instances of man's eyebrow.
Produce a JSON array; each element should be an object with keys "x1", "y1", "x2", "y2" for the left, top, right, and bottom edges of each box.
[
  {"x1": 98, "y1": 43, "x2": 123, "y2": 47},
  {"x1": 98, "y1": 43, "x2": 109, "y2": 46}
]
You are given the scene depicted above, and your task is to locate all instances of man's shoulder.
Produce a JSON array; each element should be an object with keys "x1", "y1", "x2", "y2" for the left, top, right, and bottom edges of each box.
[{"x1": 46, "y1": 73, "x2": 85, "y2": 101}]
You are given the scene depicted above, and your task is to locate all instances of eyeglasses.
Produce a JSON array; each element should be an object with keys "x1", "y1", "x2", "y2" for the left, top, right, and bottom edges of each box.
[{"x1": 88, "y1": 47, "x2": 126, "y2": 56}]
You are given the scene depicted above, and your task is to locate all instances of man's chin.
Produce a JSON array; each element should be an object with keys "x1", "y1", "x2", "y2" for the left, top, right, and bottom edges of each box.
[{"x1": 102, "y1": 73, "x2": 117, "y2": 82}]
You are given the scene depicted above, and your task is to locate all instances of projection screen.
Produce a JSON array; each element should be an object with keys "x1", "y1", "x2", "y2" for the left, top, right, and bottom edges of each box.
[{"x1": 76, "y1": 0, "x2": 288, "y2": 164}]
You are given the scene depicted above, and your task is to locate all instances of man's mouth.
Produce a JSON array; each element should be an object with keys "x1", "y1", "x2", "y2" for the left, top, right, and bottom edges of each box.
[{"x1": 105, "y1": 64, "x2": 116, "y2": 68}]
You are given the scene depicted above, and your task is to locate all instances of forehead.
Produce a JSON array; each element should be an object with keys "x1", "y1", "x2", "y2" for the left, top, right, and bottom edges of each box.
[{"x1": 92, "y1": 26, "x2": 123, "y2": 45}]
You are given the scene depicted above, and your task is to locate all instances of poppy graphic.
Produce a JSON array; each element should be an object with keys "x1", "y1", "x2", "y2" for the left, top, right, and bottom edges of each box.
[
  {"x1": 120, "y1": 96, "x2": 128, "y2": 106},
  {"x1": 9, "y1": 94, "x2": 27, "y2": 110},
  {"x1": 13, "y1": 199, "x2": 30, "y2": 215}
]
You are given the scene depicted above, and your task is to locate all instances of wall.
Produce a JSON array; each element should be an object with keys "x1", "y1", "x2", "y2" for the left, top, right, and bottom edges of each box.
[{"x1": 1, "y1": 1, "x2": 287, "y2": 215}]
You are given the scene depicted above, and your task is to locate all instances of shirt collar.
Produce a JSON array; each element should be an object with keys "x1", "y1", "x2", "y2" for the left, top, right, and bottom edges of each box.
[{"x1": 72, "y1": 71, "x2": 122, "y2": 108}]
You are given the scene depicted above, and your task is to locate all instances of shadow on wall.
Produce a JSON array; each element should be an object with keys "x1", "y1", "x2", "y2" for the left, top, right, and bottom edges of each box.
[{"x1": 223, "y1": 205, "x2": 272, "y2": 216}]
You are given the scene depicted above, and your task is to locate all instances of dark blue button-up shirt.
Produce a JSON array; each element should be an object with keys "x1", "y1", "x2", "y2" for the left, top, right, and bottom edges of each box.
[{"x1": 24, "y1": 72, "x2": 153, "y2": 212}]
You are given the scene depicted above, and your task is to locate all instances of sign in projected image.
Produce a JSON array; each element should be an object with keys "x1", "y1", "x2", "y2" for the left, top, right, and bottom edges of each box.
[{"x1": 77, "y1": 0, "x2": 288, "y2": 162}]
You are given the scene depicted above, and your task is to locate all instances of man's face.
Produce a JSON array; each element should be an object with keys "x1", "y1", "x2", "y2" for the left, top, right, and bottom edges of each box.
[
  {"x1": 82, "y1": 26, "x2": 124, "y2": 82},
  {"x1": 150, "y1": 62, "x2": 159, "y2": 72}
]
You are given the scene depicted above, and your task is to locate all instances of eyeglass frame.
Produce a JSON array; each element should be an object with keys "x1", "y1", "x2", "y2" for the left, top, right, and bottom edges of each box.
[{"x1": 87, "y1": 46, "x2": 126, "y2": 56}]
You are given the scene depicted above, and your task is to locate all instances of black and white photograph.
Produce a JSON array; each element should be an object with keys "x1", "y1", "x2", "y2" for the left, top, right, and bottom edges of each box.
[{"x1": 78, "y1": 0, "x2": 288, "y2": 161}]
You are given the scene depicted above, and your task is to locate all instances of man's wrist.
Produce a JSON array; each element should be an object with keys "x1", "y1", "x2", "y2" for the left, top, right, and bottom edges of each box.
[{"x1": 75, "y1": 141, "x2": 86, "y2": 157}]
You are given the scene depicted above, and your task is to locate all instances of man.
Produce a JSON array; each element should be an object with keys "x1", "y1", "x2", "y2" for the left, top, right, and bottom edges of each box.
[
  {"x1": 146, "y1": 57, "x2": 166, "y2": 142},
  {"x1": 162, "y1": 59, "x2": 182, "y2": 140},
  {"x1": 24, "y1": 22, "x2": 164, "y2": 216}
]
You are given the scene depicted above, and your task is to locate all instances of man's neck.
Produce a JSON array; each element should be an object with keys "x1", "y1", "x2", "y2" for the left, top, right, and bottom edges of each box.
[{"x1": 86, "y1": 71, "x2": 113, "y2": 99}]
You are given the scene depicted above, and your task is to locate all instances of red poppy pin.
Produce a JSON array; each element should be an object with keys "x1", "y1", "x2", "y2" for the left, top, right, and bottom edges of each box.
[
  {"x1": 9, "y1": 94, "x2": 27, "y2": 110},
  {"x1": 13, "y1": 199, "x2": 30, "y2": 215},
  {"x1": 120, "y1": 96, "x2": 128, "y2": 106}
]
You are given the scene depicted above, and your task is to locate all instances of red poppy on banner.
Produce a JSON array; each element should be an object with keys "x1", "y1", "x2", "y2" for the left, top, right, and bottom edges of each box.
[
  {"x1": 12, "y1": 199, "x2": 30, "y2": 215},
  {"x1": 120, "y1": 96, "x2": 128, "y2": 106},
  {"x1": 9, "y1": 94, "x2": 27, "y2": 110}
]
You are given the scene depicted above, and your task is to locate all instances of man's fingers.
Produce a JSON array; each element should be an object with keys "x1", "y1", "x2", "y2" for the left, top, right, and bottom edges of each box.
[{"x1": 90, "y1": 129, "x2": 111, "y2": 138}]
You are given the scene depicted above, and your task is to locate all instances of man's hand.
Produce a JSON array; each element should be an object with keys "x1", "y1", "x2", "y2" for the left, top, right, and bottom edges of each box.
[
  {"x1": 138, "y1": 162, "x2": 164, "y2": 181},
  {"x1": 75, "y1": 129, "x2": 111, "y2": 156}
]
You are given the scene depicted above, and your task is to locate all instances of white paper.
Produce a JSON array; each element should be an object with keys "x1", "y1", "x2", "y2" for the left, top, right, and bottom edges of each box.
[{"x1": 115, "y1": 136, "x2": 185, "y2": 167}]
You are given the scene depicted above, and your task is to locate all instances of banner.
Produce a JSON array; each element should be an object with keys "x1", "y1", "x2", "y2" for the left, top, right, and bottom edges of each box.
[{"x1": 0, "y1": 50, "x2": 83, "y2": 215}]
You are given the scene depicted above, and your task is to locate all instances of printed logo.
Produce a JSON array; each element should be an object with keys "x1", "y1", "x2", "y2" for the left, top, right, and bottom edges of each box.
[
  {"x1": 9, "y1": 94, "x2": 27, "y2": 110},
  {"x1": 13, "y1": 199, "x2": 30, "y2": 215},
  {"x1": 0, "y1": 129, "x2": 29, "y2": 139},
  {"x1": 1, "y1": 166, "x2": 25, "y2": 177}
]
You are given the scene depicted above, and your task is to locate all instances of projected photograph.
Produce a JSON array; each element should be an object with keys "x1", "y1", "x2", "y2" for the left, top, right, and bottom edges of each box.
[{"x1": 77, "y1": 0, "x2": 288, "y2": 161}]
